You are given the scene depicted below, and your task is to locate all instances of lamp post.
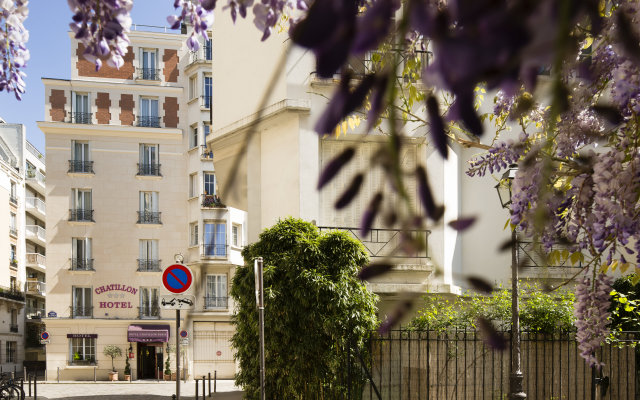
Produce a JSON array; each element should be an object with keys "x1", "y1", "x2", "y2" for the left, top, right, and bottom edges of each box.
[{"x1": 495, "y1": 166, "x2": 526, "y2": 400}]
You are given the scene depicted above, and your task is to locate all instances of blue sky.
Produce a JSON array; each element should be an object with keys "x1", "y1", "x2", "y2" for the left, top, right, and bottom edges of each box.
[{"x1": 0, "y1": 0, "x2": 178, "y2": 154}]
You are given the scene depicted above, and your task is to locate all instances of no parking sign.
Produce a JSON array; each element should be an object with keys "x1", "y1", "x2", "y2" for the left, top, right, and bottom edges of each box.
[{"x1": 162, "y1": 264, "x2": 193, "y2": 294}]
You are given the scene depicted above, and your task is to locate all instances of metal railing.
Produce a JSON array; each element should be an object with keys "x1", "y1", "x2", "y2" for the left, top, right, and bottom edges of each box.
[
  {"x1": 202, "y1": 244, "x2": 227, "y2": 257},
  {"x1": 25, "y1": 197, "x2": 46, "y2": 215},
  {"x1": 137, "y1": 67, "x2": 161, "y2": 80},
  {"x1": 204, "y1": 296, "x2": 228, "y2": 309},
  {"x1": 26, "y1": 169, "x2": 45, "y2": 187},
  {"x1": 138, "y1": 304, "x2": 161, "y2": 319},
  {"x1": 9, "y1": 258, "x2": 17, "y2": 268},
  {"x1": 201, "y1": 95, "x2": 211, "y2": 109},
  {"x1": 26, "y1": 307, "x2": 45, "y2": 320},
  {"x1": 201, "y1": 145, "x2": 213, "y2": 159},
  {"x1": 26, "y1": 253, "x2": 45, "y2": 266},
  {"x1": 9, "y1": 227, "x2": 17, "y2": 237},
  {"x1": 317, "y1": 227, "x2": 430, "y2": 258},
  {"x1": 69, "y1": 209, "x2": 94, "y2": 222},
  {"x1": 517, "y1": 240, "x2": 582, "y2": 268},
  {"x1": 25, "y1": 279, "x2": 45, "y2": 295},
  {"x1": 25, "y1": 225, "x2": 46, "y2": 242},
  {"x1": 137, "y1": 115, "x2": 161, "y2": 128},
  {"x1": 137, "y1": 163, "x2": 161, "y2": 176},
  {"x1": 70, "y1": 258, "x2": 94, "y2": 271},
  {"x1": 70, "y1": 112, "x2": 92, "y2": 124},
  {"x1": 70, "y1": 306, "x2": 93, "y2": 318},
  {"x1": 137, "y1": 211, "x2": 162, "y2": 224},
  {"x1": 26, "y1": 141, "x2": 43, "y2": 159},
  {"x1": 137, "y1": 259, "x2": 161, "y2": 272},
  {"x1": 188, "y1": 44, "x2": 212, "y2": 64},
  {"x1": 9, "y1": 195, "x2": 17, "y2": 205},
  {"x1": 68, "y1": 160, "x2": 94, "y2": 174},
  {"x1": 201, "y1": 194, "x2": 224, "y2": 208},
  {"x1": 0, "y1": 285, "x2": 24, "y2": 301},
  {"x1": 9, "y1": 324, "x2": 18, "y2": 333}
]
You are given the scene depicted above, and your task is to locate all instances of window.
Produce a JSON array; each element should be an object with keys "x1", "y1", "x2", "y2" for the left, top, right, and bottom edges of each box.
[
  {"x1": 140, "y1": 287, "x2": 159, "y2": 318},
  {"x1": 9, "y1": 213, "x2": 16, "y2": 236},
  {"x1": 74, "y1": 92, "x2": 90, "y2": 124},
  {"x1": 138, "y1": 191, "x2": 160, "y2": 224},
  {"x1": 72, "y1": 286, "x2": 92, "y2": 318},
  {"x1": 203, "y1": 172, "x2": 215, "y2": 195},
  {"x1": 70, "y1": 140, "x2": 93, "y2": 173},
  {"x1": 6, "y1": 342, "x2": 16, "y2": 363},
  {"x1": 69, "y1": 337, "x2": 96, "y2": 364},
  {"x1": 140, "y1": 49, "x2": 158, "y2": 80},
  {"x1": 138, "y1": 144, "x2": 160, "y2": 175},
  {"x1": 10, "y1": 309, "x2": 17, "y2": 332},
  {"x1": 203, "y1": 222, "x2": 226, "y2": 256},
  {"x1": 204, "y1": 38, "x2": 212, "y2": 60},
  {"x1": 204, "y1": 124, "x2": 210, "y2": 138},
  {"x1": 189, "y1": 173, "x2": 197, "y2": 198},
  {"x1": 70, "y1": 189, "x2": 93, "y2": 221},
  {"x1": 72, "y1": 238, "x2": 92, "y2": 270},
  {"x1": 9, "y1": 277, "x2": 16, "y2": 292},
  {"x1": 190, "y1": 125, "x2": 198, "y2": 148},
  {"x1": 138, "y1": 97, "x2": 159, "y2": 127},
  {"x1": 139, "y1": 240, "x2": 159, "y2": 271},
  {"x1": 205, "y1": 274, "x2": 227, "y2": 309},
  {"x1": 189, "y1": 75, "x2": 197, "y2": 99},
  {"x1": 9, "y1": 181, "x2": 16, "y2": 203},
  {"x1": 203, "y1": 76, "x2": 212, "y2": 108},
  {"x1": 9, "y1": 245, "x2": 16, "y2": 266},
  {"x1": 232, "y1": 225, "x2": 240, "y2": 247},
  {"x1": 190, "y1": 222, "x2": 198, "y2": 246}
]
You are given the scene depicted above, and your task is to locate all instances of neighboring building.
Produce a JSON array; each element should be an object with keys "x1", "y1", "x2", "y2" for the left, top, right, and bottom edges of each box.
[
  {"x1": 0, "y1": 121, "x2": 47, "y2": 372},
  {"x1": 39, "y1": 26, "x2": 246, "y2": 381}
]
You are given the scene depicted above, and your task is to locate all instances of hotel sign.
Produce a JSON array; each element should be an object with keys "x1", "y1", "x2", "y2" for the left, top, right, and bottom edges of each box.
[{"x1": 95, "y1": 283, "x2": 138, "y2": 309}]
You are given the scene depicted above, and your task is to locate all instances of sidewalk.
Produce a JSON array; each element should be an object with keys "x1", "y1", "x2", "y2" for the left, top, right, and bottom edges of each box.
[{"x1": 22, "y1": 380, "x2": 243, "y2": 400}]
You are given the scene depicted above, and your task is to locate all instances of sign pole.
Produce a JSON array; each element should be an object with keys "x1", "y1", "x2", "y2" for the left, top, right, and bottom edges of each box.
[
  {"x1": 255, "y1": 257, "x2": 265, "y2": 400},
  {"x1": 176, "y1": 309, "x2": 180, "y2": 400}
]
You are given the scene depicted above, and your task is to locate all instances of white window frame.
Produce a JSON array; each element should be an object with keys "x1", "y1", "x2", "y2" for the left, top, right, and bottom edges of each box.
[
  {"x1": 69, "y1": 337, "x2": 96, "y2": 365},
  {"x1": 190, "y1": 222, "x2": 199, "y2": 247},
  {"x1": 189, "y1": 75, "x2": 197, "y2": 100},
  {"x1": 203, "y1": 172, "x2": 215, "y2": 196},
  {"x1": 205, "y1": 274, "x2": 227, "y2": 309},
  {"x1": 139, "y1": 239, "x2": 159, "y2": 261},
  {"x1": 190, "y1": 125, "x2": 199, "y2": 149},
  {"x1": 6, "y1": 341, "x2": 16, "y2": 363},
  {"x1": 72, "y1": 140, "x2": 90, "y2": 162},
  {"x1": 139, "y1": 287, "x2": 159, "y2": 318},
  {"x1": 232, "y1": 224, "x2": 240, "y2": 248},
  {"x1": 71, "y1": 188, "x2": 92, "y2": 210},
  {"x1": 203, "y1": 221, "x2": 226, "y2": 256},
  {"x1": 140, "y1": 48, "x2": 158, "y2": 80},
  {"x1": 72, "y1": 286, "x2": 92, "y2": 318},
  {"x1": 139, "y1": 191, "x2": 159, "y2": 213},
  {"x1": 189, "y1": 173, "x2": 198, "y2": 198}
]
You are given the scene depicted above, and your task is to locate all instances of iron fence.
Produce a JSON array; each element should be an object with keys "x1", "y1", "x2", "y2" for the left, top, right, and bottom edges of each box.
[
  {"x1": 68, "y1": 160, "x2": 94, "y2": 173},
  {"x1": 339, "y1": 330, "x2": 638, "y2": 400},
  {"x1": 317, "y1": 227, "x2": 430, "y2": 258}
]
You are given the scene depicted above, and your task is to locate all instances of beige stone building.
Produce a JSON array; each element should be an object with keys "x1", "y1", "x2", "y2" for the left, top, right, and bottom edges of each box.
[{"x1": 39, "y1": 26, "x2": 245, "y2": 381}]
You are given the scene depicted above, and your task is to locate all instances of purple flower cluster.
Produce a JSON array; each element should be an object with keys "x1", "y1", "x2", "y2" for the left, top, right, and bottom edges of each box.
[
  {"x1": 574, "y1": 272, "x2": 613, "y2": 369},
  {"x1": 555, "y1": 109, "x2": 603, "y2": 158},
  {"x1": 167, "y1": 0, "x2": 214, "y2": 51},
  {"x1": 0, "y1": 0, "x2": 29, "y2": 99},
  {"x1": 68, "y1": 0, "x2": 133, "y2": 71},
  {"x1": 466, "y1": 137, "x2": 526, "y2": 178}
]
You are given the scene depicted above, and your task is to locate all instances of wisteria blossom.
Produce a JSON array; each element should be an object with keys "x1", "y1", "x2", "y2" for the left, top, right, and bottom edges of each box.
[
  {"x1": 167, "y1": 0, "x2": 214, "y2": 51},
  {"x1": 0, "y1": 0, "x2": 29, "y2": 99}
]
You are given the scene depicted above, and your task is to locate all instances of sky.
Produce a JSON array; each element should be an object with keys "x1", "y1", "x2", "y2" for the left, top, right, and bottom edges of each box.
[{"x1": 0, "y1": 0, "x2": 179, "y2": 154}]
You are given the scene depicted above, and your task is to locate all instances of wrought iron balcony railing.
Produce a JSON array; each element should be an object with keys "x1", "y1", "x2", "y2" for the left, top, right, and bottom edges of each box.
[
  {"x1": 317, "y1": 227, "x2": 430, "y2": 258},
  {"x1": 137, "y1": 163, "x2": 161, "y2": 176},
  {"x1": 68, "y1": 160, "x2": 94, "y2": 174},
  {"x1": 9, "y1": 259, "x2": 17, "y2": 268},
  {"x1": 70, "y1": 112, "x2": 92, "y2": 124},
  {"x1": 137, "y1": 67, "x2": 161, "y2": 80},
  {"x1": 9, "y1": 195, "x2": 17, "y2": 205},
  {"x1": 70, "y1": 258, "x2": 94, "y2": 271},
  {"x1": 138, "y1": 304, "x2": 161, "y2": 319},
  {"x1": 70, "y1": 306, "x2": 93, "y2": 318},
  {"x1": 204, "y1": 296, "x2": 228, "y2": 309},
  {"x1": 201, "y1": 145, "x2": 214, "y2": 160},
  {"x1": 202, "y1": 244, "x2": 227, "y2": 257},
  {"x1": 137, "y1": 115, "x2": 161, "y2": 128},
  {"x1": 188, "y1": 44, "x2": 212, "y2": 64},
  {"x1": 137, "y1": 211, "x2": 162, "y2": 224},
  {"x1": 201, "y1": 194, "x2": 225, "y2": 208},
  {"x1": 137, "y1": 259, "x2": 161, "y2": 272},
  {"x1": 0, "y1": 285, "x2": 24, "y2": 301},
  {"x1": 69, "y1": 209, "x2": 94, "y2": 222},
  {"x1": 9, "y1": 324, "x2": 18, "y2": 333},
  {"x1": 9, "y1": 227, "x2": 17, "y2": 237}
]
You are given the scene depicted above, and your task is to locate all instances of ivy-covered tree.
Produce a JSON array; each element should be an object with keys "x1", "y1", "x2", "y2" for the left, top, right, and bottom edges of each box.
[{"x1": 231, "y1": 218, "x2": 378, "y2": 399}]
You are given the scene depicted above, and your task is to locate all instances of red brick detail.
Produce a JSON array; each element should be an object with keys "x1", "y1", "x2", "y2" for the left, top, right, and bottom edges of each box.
[
  {"x1": 49, "y1": 89, "x2": 66, "y2": 122},
  {"x1": 76, "y1": 43, "x2": 135, "y2": 79},
  {"x1": 95, "y1": 92, "x2": 111, "y2": 124},
  {"x1": 119, "y1": 94, "x2": 135, "y2": 126},
  {"x1": 163, "y1": 97, "x2": 179, "y2": 128},
  {"x1": 163, "y1": 49, "x2": 179, "y2": 83}
]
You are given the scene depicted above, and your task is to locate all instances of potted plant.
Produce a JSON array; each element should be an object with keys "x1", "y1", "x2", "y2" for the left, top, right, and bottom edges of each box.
[
  {"x1": 124, "y1": 355, "x2": 131, "y2": 381},
  {"x1": 103, "y1": 345, "x2": 122, "y2": 381},
  {"x1": 164, "y1": 352, "x2": 172, "y2": 381}
]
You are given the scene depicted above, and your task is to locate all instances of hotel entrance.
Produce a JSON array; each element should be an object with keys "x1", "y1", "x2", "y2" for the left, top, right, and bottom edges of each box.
[{"x1": 137, "y1": 343, "x2": 163, "y2": 379}]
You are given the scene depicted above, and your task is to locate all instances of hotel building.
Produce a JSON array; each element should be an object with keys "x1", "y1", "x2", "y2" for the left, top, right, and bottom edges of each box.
[{"x1": 39, "y1": 25, "x2": 245, "y2": 380}]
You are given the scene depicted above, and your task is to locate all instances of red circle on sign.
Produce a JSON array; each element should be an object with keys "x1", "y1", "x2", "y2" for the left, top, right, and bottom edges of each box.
[
  {"x1": 180, "y1": 330, "x2": 188, "y2": 338},
  {"x1": 41, "y1": 331, "x2": 49, "y2": 340},
  {"x1": 162, "y1": 264, "x2": 194, "y2": 294},
  {"x1": 216, "y1": 351, "x2": 222, "y2": 356}
]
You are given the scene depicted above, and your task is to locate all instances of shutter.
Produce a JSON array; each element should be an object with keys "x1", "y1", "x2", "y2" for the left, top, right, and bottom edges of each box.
[
  {"x1": 85, "y1": 238, "x2": 91, "y2": 259},
  {"x1": 139, "y1": 240, "x2": 144, "y2": 259},
  {"x1": 151, "y1": 99, "x2": 158, "y2": 118},
  {"x1": 72, "y1": 239, "x2": 78, "y2": 260},
  {"x1": 139, "y1": 192, "x2": 144, "y2": 212},
  {"x1": 152, "y1": 192, "x2": 158, "y2": 212},
  {"x1": 152, "y1": 240, "x2": 158, "y2": 259}
]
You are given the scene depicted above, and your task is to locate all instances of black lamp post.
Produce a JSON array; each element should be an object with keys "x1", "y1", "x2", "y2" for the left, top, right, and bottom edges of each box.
[{"x1": 495, "y1": 166, "x2": 526, "y2": 400}]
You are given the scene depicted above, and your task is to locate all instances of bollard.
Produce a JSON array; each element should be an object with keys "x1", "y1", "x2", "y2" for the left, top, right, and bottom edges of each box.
[
  {"x1": 20, "y1": 375, "x2": 23, "y2": 395},
  {"x1": 157, "y1": 367, "x2": 160, "y2": 383},
  {"x1": 94, "y1": 366, "x2": 96, "y2": 382},
  {"x1": 28, "y1": 375, "x2": 31, "y2": 397},
  {"x1": 57, "y1": 367, "x2": 59, "y2": 383},
  {"x1": 202, "y1": 375, "x2": 205, "y2": 397},
  {"x1": 34, "y1": 375, "x2": 37, "y2": 400},
  {"x1": 23, "y1": 367, "x2": 26, "y2": 380},
  {"x1": 195, "y1": 378, "x2": 199, "y2": 400},
  {"x1": 214, "y1": 371, "x2": 217, "y2": 393},
  {"x1": 208, "y1": 372, "x2": 211, "y2": 398},
  {"x1": 14, "y1": 365, "x2": 16, "y2": 376}
]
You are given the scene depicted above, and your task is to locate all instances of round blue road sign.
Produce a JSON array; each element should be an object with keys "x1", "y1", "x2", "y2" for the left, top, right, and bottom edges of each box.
[
  {"x1": 180, "y1": 330, "x2": 188, "y2": 338},
  {"x1": 162, "y1": 264, "x2": 193, "y2": 294},
  {"x1": 41, "y1": 331, "x2": 49, "y2": 340}
]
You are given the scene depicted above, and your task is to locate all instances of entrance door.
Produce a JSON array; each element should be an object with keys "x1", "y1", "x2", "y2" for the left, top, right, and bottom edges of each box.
[{"x1": 137, "y1": 344, "x2": 157, "y2": 379}]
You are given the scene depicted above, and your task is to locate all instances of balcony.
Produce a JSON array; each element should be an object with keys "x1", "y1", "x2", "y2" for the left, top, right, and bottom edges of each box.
[
  {"x1": 201, "y1": 194, "x2": 225, "y2": 209},
  {"x1": 202, "y1": 244, "x2": 227, "y2": 258},
  {"x1": 26, "y1": 253, "x2": 45, "y2": 270},
  {"x1": 201, "y1": 95, "x2": 211, "y2": 109},
  {"x1": 137, "y1": 163, "x2": 161, "y2": 176},
  {"x1": 25, "y1": 197, "x2": 46, "y2": 217},
  {"x1": 204, "y1": 296, "x2": 228, "y2": 310},
  {"x1": 136, "y1": 67, "x2": 161, "y2": 81},
  {"x1": 188, "y1": 45, "x2": 212, "y2": 65},
  {"x1": 9, "y1": 258, "x2": 17, "y2": 269},
  {"x1": 9, "y1": 227, "x2": 17, "y2": 237},
  {"x1": 69, "y1": 112, "x2": 92, "y2": 124},
  {"x1": 9, "y1": 324, "x2": 18, "y2": 333},
  {"x1": 25, "y1": 225, "x2": 46, "y2": 245},
  {"x1": 137, "y1": 211, "x2": 162, "y2": 225},
  {"x1": 0, "y1": 285, "x2": 24, "y2": 302},
  {"x1": 9, "y1": 195, "x2": 17, "y2": 206},
  {"x1": 70, "y1": 258, "x2": 94, "y2": 271},
  {"x1": 137, "y1": 115, "x2": 161, "y2": 128},
  {"x1": 137, "y1": 259, "x2": 161, "y2": 272},
  {"x1": 68, "y1": 160, "x2": 94, "y2": 174},
  {"x1": 26, "y1": 307, "x2": 45, "y2": 320},
  {"x1": 138, "y1": 304, "x2": 161, "y2": 319},
  {"x1": 26, "y1": 169, "x2": 45, "y2": 192},
  {"x1": 70, "y1": 306, "x2": 93, "y2": 318},
  {"x1": 25, "y1": 279, "x2": 45, "y2": 296},
  {"x1": 201, "y1": 145, "x2": 214, "y2": 160},
  {"x1": 317, "y1": 227, "x2": 430, "y2": 259},
  {"x1": 69, "y1": 208, "x2": 94, "y2": 222}
]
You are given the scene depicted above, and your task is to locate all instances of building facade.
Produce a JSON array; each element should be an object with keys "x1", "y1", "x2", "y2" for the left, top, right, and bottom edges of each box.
[
  {"x1": 39, "y1": 27, "x2": 245, "y2": 381},
  {"x1": 0, "y1": 121, "x2": 47, "y2": 372}
]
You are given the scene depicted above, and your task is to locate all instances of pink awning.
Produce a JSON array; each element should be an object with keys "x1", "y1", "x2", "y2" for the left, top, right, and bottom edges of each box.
[{"x1": 127, "y1": 324, "x2": 170, "y2": 343}]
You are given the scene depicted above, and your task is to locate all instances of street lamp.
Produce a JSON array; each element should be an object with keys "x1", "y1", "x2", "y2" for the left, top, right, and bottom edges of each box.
[{"x1": 494, "y1": 165, "x2": 526, "y2": 400}]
